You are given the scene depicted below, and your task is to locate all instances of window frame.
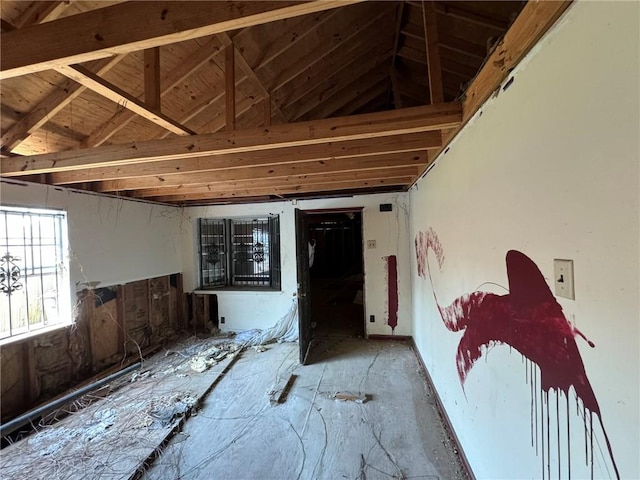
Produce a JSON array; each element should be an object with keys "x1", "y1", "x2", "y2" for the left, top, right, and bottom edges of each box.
[
  {"x1": 0, "y1": 205, "x2": 72, "y2": 343},
  {"x1": 198, "y1": 215, "x2": 281, "y2": 291}
]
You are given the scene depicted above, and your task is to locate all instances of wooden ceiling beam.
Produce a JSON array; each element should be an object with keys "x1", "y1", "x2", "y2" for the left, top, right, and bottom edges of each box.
[
  {"x1": 131, "y1": 167, "x2": 421, "y2": 197},
  {"x1": 49, "y1": 132, "x2": 439, "y2": 184},
  {"x1": 144, "y1": 48, "x2": 161, "y2": 110},
  {"x1": 1, "y1": 1, "x2": 363, "y2": 79},
  {"x1": 94, "y1": 151, "x2": 429, "y2": 192},
  {"x1": 2, "y1": 102, "x2": 461, "y2": 175},
  {"x1": 55, "y1": 64, "x2": 196, "y2": 136},
  {"x1": 82, "y1": 36, "x2": 225, "y2": 148},
  {"x1": 225, "y1": 44, "x2": 236, "y2": 132},
  {"x1": 422, "y1": 1, "x2": 444, "y2": 104},
  {"x1": 150, "y1": 177, "x2": 414, "y2": 202}
]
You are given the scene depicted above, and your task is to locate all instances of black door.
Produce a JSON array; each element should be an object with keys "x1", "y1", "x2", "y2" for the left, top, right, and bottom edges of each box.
[{"x1": 295, "y1": 209, "x2": 312, "y2": 364}]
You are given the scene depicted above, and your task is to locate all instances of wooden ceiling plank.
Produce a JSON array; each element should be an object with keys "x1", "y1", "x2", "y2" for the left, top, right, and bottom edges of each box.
[
  {"x1": 277, "y1": 25, "x2": 393, "y2": 115},
  {"x1": 1, "y1": 55, "x2": 126, "y2": 152},
  {"x1": 55, "y1": 64, "x2": 195, "y2": 136},
  {"x1": 2, "y1": 103, "x2": 461, "y2": 176},
  {"x1": 93, "y1": 151, "x2": 429, "y2": 192},
  {"x1": 325, "y1": 79, "x2": 390, "y2": 120},
  {"x1": 144, "y1": 48, "x2": 161, "y2": 110},
  {"x1": 131, "y1": 167, "x2": 422, "y2": 197},
  {"x1": 1, "y1": 1, "x2": 363, "y2": 79},
  {"x1": 419, "y1": 1, "x2": 572, "y2": 177},
  {"x1": 434, "y1": 3, "x2": 509, "y2": 31},
  {"x1": 262, "y1": 3, "x2": 392, "y2": 95},
  {"x1": 422, "y1": 0, "x2": 444, "y2": 104},
  {"x1": 48, "y1": 132, "x2": 440, "y2": 184},
  {"x1": 397, "y1": 45, "x2": 427, "y2": 65},
  {"x1": 150, "y1": 177, "x2": 414, "y2": 202},
  {"x1": 439, "y1": 35, "x2": 487, "y2": 61},
  {"x1": 287, "y1": 47, "x2": 394, "y2": 122},
  {"x1": 81, "y1": 36, "x2": 225, "y2": 148}
]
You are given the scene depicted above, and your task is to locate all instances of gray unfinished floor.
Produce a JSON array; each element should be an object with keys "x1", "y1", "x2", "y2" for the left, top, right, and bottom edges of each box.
[{"x1": 142, "y1": 338, "x2": 467, "y2": 480}]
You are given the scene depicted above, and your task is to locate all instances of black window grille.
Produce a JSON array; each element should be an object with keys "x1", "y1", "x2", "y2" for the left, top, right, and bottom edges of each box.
[
  {"x1": 0, "y1": 206, "x2": 70, "y2": 340},
  {"x1": 199, "y1": 216, "x2": 281, "y2": 290}
]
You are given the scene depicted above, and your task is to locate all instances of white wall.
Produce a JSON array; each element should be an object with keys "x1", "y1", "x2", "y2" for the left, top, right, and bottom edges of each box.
[
  {"x1": 0, "y1": 180, "x2": 183, "y2": 302},
  {"x1": 409, "y1": 2, "x2": 639, "y2": 479},
  {"x1": 182, "y1": 192, "x2": 412, "y2": 336}
]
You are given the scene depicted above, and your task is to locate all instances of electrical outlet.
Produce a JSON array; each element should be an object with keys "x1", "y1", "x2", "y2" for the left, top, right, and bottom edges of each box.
[
  {"x1": 369, "y1": 315, "x2": 375, "y2": 323},
  {"x1": 554, "y1": 259, "x2": 575, "y2": 300},
  {"x1": 220, "y1": 316, "x2": 225, "y2": 324},
  {"x1": 367, "y1": 240, "x2": 376, "y2": 249}
]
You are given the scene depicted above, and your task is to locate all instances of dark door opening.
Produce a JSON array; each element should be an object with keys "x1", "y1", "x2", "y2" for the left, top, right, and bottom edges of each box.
[{"x1": 307, "y1": 210, "x2": 364, "y2": 339}]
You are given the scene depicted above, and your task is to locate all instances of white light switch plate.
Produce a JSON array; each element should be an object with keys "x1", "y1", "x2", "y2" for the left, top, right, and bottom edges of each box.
[{"x1": 554, "y1": 259, "x2": 575, "y2": 300}]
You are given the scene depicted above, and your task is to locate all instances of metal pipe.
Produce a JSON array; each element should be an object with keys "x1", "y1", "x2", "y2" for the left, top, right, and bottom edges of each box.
[{"x1": 0, "y1": 362, "x2": 141, "y2": 438}]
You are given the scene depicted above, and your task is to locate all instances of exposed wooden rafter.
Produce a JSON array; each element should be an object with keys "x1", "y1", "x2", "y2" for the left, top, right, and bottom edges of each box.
[
  {"x1": 149, "y1": 177, "x2": 414, "y2": 203},
  {"x1": 2, "y1": 103, "x2": 461, "y2": 175},
  {"x1": 225, "y1": 44, "x2": 236, "y2": 131},
  {"x1": 48, "y1": 132, "x2": 440, "y2": 184},
  {"x1": 144, "y1": 48, "x2": 161, "y2": 111},
  {"x1": 0, "y1": 1, "x2": 364, "y2": 79},
  {"x1": 93, "y1": 152, "x2": 429, "y2": 192}
]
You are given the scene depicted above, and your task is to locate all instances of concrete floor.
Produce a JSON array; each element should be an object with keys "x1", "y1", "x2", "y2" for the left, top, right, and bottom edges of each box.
[{"x1": 142, "y1": 338, "x2": 467, "y2": 480}]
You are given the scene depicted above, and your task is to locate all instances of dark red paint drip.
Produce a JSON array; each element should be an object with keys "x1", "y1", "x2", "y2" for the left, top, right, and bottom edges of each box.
[
  {"x1": 415, "y1": 228, "x2": 620, "y2": 479},
  {"x1": 386, "y1": 255, "x2": 398, "y2": 332}
]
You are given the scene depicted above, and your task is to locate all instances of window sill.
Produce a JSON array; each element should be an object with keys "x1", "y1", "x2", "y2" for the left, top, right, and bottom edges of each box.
[
  {"x1": 0, "y1": 322, "x2": 74, "y2": 347},
  {"x1": 194, "y1": 288, "x2": 283, "y2": 294}
]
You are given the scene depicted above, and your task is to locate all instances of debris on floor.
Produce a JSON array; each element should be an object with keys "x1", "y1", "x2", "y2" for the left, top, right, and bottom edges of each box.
[
  {"x1": 268, "y1": 374, "x2": 297, "y2": 405},
  {"x1": 0, "y1": 333, "x2": 244, "y2": 480},
  {"x1": 332, "y1": 392, "x2": 369, "y2": 403}
]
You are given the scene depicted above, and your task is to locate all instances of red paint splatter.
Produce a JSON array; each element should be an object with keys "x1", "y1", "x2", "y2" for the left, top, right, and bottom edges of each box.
[
  {"x1": 415, "y1": 229, "x2": 620, "y2": 479},
  {"x1": 386, "y1": 255, "x2": 398, "y2": 332}
]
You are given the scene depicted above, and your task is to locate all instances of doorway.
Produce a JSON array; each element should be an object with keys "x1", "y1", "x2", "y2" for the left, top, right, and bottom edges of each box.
[{"x1": 306, "y1": 210, "x2": 365, "y2": 338}]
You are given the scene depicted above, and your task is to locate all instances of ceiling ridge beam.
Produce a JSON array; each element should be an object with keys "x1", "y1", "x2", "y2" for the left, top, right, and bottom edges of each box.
[
  {"x1": 55, "y1": 64, "x2": 196, "y2": 136},
  {"x1": 1, "y1": 1, "x2": 364, "y2": 80},
  {"x1": 1, "y1": 102, "x2": 461, "y2": 176},
  {"x1": 49, "y1": 132, "x2": 440, "y2": 184}
]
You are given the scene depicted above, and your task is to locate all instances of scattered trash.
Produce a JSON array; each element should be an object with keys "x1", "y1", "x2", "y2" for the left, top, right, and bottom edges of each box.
[
  {"x1": 145, "y1": 393, "x2": 198, "y2": 429},
  {"x1": 332, "y1": 392, "x2": 368, "y2": 404},
  {"x1": 131, "y1": 370, "x2": 152, "y2": 382},
  {"x1": 253, "y1": 345, "x2": 267, "y2": 353}
]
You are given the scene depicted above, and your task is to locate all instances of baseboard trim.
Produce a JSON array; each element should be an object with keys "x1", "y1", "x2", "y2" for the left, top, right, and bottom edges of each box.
[
  {"x1": 410, "y1": 338, "x2": 476, "y2": 480},
  {"x1": 367, "y1": 334, "x2": 411, "y2": 341}
]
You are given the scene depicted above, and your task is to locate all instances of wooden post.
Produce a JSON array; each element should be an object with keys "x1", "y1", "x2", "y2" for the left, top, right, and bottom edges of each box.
[
  {"x1": 225, "y1": 44, "x2": 235, "y2": 131},
  {"x1": 422, "y1": 0, "x2": 444, "y2": 104},
  {"x1": 144, "y1": 47, "x2": 161, "y2": 110}
]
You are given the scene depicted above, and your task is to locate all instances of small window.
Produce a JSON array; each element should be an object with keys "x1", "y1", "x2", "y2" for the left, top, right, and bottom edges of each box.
[
  {"x1": 0, "y1": 206, "x2": 71, "y2": 341},
  {"x1": 199, "y1": 216, "x2": 281, "y2": 290}
]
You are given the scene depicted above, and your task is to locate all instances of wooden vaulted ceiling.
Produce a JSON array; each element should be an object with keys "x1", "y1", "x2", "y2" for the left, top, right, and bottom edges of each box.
[{"x1": 0, "y1": 1, "x2": 568, "y2": 205}]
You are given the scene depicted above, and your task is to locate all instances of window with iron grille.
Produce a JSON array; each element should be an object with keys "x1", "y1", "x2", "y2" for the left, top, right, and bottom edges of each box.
[
  {"x1": 0, "y1": 206, "x2": 71, "y2": 341},
  {"x1": 199, "y1": 216, "x2": 281, "y2": 290}
]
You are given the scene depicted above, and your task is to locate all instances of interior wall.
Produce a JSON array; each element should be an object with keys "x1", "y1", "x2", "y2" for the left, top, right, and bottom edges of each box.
[
  {"x1": 182, "y1": 192, "x2": 411, "y2": 337},
  {"x1": 409, "y1": 2, "x2": 639, "y2": 479},
  {"x1": 0, "y1": 180, "x2": 183, "y2": 298}
]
